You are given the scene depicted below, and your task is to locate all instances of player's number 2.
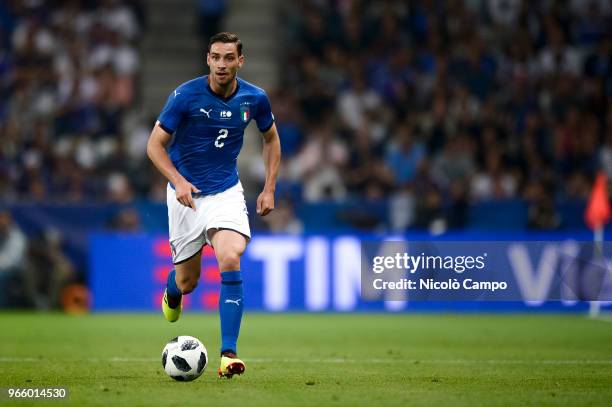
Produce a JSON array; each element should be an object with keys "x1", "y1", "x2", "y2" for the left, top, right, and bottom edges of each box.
[{"x1": 215, "y1": 129, "x2": 228, "y2": 148}]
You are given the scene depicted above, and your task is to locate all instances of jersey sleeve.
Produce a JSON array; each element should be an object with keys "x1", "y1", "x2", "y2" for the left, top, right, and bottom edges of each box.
[
  {"x1": 254, "y1": 91, "x2": 275, "y2": 132},
  {"x1": 157, "y1": 89, "x2": 186, "y2": 134}
]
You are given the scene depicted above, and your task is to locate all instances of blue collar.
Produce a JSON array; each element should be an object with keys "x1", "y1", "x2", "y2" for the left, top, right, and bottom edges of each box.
[{"x1": 204, "y1": 75, "x2": 240, "y2": 102}]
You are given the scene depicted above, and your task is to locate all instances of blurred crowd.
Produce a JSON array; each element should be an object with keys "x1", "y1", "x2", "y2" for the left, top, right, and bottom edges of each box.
[
  {"x1": 0, "y1": 0, "x2": 611, "y2": 234},
  {"x1": 273, "y1": 0, "x2": 612, "y2": 231},
  {"x1": 0, "y1": 0, "x2": 148, "y2": 204},
  {"x1": 0, "y1": 0, "x2": 147, "y2": 308}
]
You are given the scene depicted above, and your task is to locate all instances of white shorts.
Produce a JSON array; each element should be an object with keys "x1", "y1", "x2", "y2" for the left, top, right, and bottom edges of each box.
[{"x1": 167, "y1": 181, "x2": 251, "y2": 264}]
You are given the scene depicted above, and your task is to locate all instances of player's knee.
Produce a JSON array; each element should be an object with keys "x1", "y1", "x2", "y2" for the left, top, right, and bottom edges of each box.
[
  {"x1": 218, "y1": 251, "x2": 241, "y2": 270},
  {"x1": 177, "y1": 277, "x2": 198, "y2": 294}
]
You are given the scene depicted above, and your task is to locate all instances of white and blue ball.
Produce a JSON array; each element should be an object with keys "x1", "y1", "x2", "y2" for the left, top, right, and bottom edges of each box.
[{"x1": 162, "y1": 336, "x2": 208, "y2": 381}]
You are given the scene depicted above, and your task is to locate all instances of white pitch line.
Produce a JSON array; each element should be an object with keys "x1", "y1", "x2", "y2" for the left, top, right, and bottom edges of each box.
[
  {"x1": 590, "y1": 315, "x2": 612, "y2": 323},
  {"x1": 248, "y1": 359, "x2": 612, "y2": 365},
  {"x1": 1, "y1": 357, "x2": 611, "y2": 365},
  {"x1": 0, "y1": 357, "x2": 38, "y2": 362}
]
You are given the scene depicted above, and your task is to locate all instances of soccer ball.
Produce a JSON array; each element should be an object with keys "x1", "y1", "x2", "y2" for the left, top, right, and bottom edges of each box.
[{"x1": 162, "y1": 336, "x2": 208, "y2": 381}]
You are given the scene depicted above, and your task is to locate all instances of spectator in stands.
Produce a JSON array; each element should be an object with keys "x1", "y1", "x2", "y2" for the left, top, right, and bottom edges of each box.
[
  {"x1": 431, "y1": 134, "x2": 476, "y2": 191},
  {"x1": 599, "y1": 130, "x2": 612, "y2": 178},
  {"x1": 260, "y1": 199, "x2": 303, "y2": 234},
  {"x1": 195, "y1": 0, "x2": 227, "y2": 47},
  {"x1": 270, "y1": 89, "x2": 304, "y2": 159},
  {"x1": 26, "y1": 228, "x2": 75, "y2": 310},
  {"x1": 288, "y1": 118, "x2": 348, "y2": 202},
  {"x1": 385, "y1": 121, "x2": 426, "y2": 187},
  {"x1": 0, "y1": 209, "x2": 27, "y2": 307},
  {"x1": 345, "y1": 126, "x2": 394, "y2": 199},
  {"x1": 107, "y1": 208, "x2": 142, "y2": 232},
  {"x1": 471, "y1": 150, "x2": 518, "y2": 201},
  {"x1": 525, "y1": 180, "x2": 561, "y2": 230},
  {"x1": 337, "y1": 70, "x2": 382, "y2": 132}
]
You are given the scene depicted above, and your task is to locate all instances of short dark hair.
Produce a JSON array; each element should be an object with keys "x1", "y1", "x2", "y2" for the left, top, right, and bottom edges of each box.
[{"x1": 208, "y1": 32, "x2": 242, "y2": 56}]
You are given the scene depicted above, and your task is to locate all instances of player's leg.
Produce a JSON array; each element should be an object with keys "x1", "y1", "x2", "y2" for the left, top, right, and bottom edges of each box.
[
  {"x1": 169, "y1": 250, "x2": 204, "y2": 302},
  {"x1": 163, "y1": 183, "x2": 207, "y2": 322},
  {"x1": 163, "y1": 251, "x2": 202, "y2": 322},
  {"x1": 208, "y1": 228, "x2": 247, "y2": 377}
]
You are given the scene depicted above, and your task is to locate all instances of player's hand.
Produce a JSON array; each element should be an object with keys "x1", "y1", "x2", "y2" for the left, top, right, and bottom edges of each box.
[
  {"x1": 175, "y1": 180, "x2": 201, "y2": 210},
  {"x1": 256, "y1": 190, "x2": 275, "y2": 216}
]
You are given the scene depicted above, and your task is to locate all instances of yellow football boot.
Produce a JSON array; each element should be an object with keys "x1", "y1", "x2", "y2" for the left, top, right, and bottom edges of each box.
[
  {"x1": 161, "y1": 289, "x2": 182, "y2": 322},
  {"x1": 218, "y1": 354, "x2": 246, "y2": 378}
]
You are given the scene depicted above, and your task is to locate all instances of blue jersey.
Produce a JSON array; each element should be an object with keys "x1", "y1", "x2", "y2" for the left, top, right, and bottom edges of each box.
[{"x1": 157, "y1": 76, "x2": 274, "y2": 195}]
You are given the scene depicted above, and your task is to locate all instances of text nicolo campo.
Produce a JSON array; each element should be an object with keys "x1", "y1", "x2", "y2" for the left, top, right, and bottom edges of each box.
[{"x1": 370, "y1": 253, "x2": 508, "y2": 292}]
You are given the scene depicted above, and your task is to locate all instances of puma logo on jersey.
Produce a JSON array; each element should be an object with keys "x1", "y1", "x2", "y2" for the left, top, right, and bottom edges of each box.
[
  {"x1": 200, "y1": 108, "x2": 211, "y2": 118},
  {"x1": 174, "y1": 90, "x2": 181, "y2": 97},
  {"x1": 224, "y1": 298, "x2": 241, "y2": 306}
]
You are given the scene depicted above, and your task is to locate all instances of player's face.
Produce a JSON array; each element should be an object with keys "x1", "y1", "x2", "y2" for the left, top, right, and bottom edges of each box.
[{"x1": 207, "y1": 42, "x2": 244, "y2": 87}]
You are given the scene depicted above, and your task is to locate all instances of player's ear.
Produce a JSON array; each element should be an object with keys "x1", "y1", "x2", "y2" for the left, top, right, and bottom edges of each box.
[
  {"x1": 206, "y1": 52, "x2": 211, "y2": 67},
  {"x1": 238, "y1": 54, "x2": 244, "y2": 68}
]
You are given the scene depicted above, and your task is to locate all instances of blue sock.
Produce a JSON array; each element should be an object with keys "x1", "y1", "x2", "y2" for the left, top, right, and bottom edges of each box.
[
  {"x1": 166, "y1": 270, "x2": 182, "y2": 308},
  {"x1": 219, "y1": 270, "x2": 243, "y2": 355}
]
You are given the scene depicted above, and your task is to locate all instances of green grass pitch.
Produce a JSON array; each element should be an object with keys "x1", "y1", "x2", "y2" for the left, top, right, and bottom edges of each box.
[{"x1": 0, "y1": 313, "x2": 611, "y2": 406}]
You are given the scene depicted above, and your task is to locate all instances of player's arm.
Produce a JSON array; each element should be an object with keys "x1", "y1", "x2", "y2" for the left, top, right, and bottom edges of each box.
[
  {"x1": 147, "y1": 121, "x2": 200, "y2": 210},
  {"x1": 256, "y1": 123, "x2": 281, "y2": 216}
]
